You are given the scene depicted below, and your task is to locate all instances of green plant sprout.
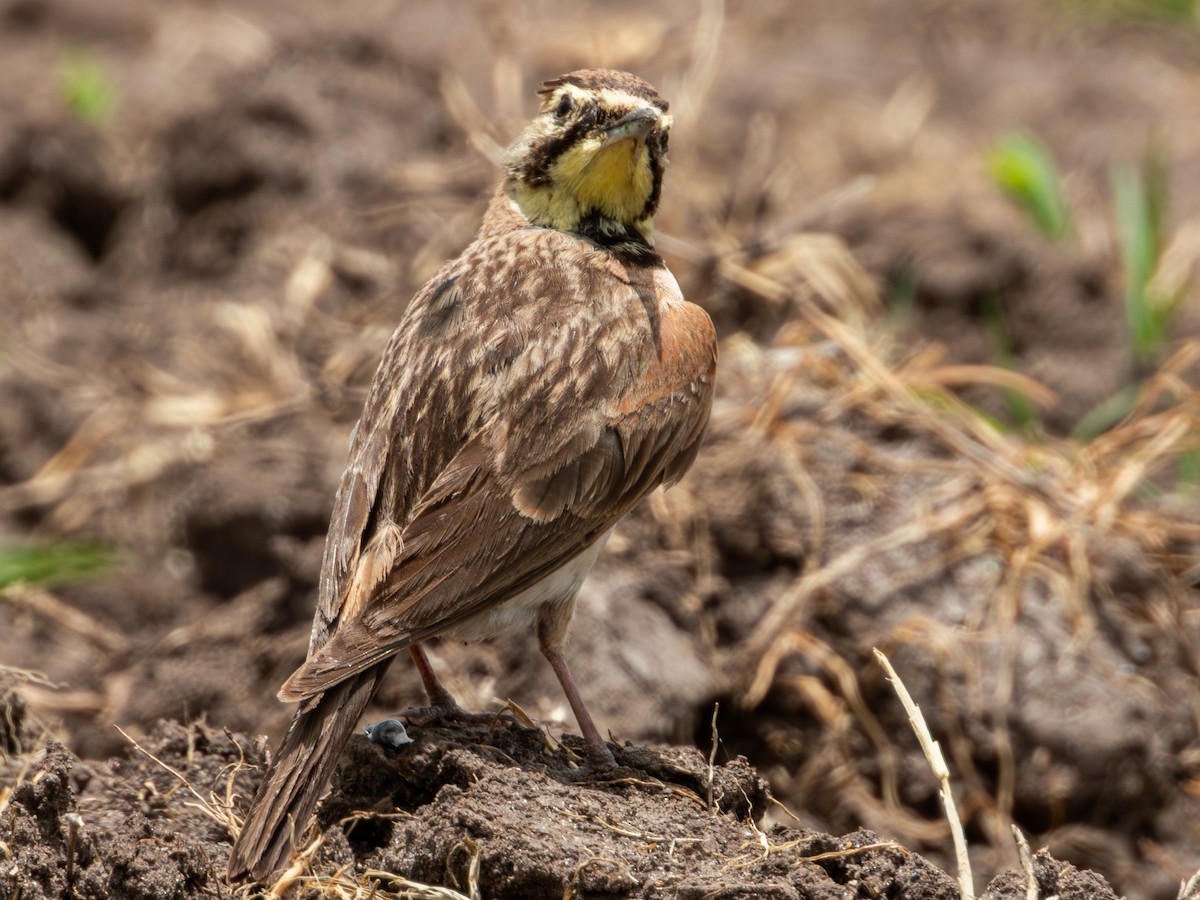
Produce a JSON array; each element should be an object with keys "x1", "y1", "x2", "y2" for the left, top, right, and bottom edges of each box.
[
  {"x1": 1177, "y1": 446, "x2": 1200, "y2": 490},
  {"x1": 988, "y1": 132, "x2": 1074, "y2": 240},
  {"x1": 1062, "y1": 0, "x2": 1198, "y2": 21},
  {"x1": 59, "y1": 52, "x2": 119, "y2": 124},
  {"x1": 1070, "y1": 383, "x2": 1142, "y2": 442},
  {"x1": 981, "y1": 291, "x2": 1040, "y2": 436},
  {"x1": 983, "y1": 131, "x2": 1192, "y2": 443},
  {"x1": 884, "y1": 262, "x2": 918, "y2": 330},
  {"x1": 0, "y1": 541, "x2": 111, "y2": 591},
  {"x1": 1111, "y1": 145, "x2": 1186, "y2": 371}
]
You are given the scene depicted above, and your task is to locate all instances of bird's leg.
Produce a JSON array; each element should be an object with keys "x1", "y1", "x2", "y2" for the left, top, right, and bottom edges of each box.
[
  {"x1": 537, "y1": 602, "x2": 616, "y2": 768},
  {"x1": 409, "y1": 643, "x2": 458, "y2": 708},
  {"x1": 542, "y1": 645, "x2": 616, "y2": 768},
  {"x1": 397, "y1": 643, "x2": 518, "y2": 727}
]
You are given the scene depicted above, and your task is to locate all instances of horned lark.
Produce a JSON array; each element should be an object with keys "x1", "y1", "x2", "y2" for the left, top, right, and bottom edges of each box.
[{"x1": 227, "y1": 68, "x2": 717, "y2": 882}]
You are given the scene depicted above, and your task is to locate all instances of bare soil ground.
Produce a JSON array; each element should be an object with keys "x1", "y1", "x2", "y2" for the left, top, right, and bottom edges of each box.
[{"x1": 2, "y1": 0, "x2": 1200, "y2": 897}]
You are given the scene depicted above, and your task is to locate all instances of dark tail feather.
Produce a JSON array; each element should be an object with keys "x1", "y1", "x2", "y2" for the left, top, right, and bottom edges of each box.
[{"x1": 226, "y1": 661, "x2": 391, "y2": 882}]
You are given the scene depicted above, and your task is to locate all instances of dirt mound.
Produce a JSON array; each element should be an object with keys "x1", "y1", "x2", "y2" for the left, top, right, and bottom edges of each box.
[{"x1": 1, "y1": 718, "x2": 1118, "y2": 899}]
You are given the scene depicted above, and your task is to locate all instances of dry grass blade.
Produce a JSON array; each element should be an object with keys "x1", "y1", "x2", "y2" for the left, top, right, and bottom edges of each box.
[
  {"x1": 710, "y1": 249, "x2": 1086, "y2": 517},
  {"x1": 357, "y1": 871, "x2": 473, "y2": 900},
  {"x1": 0, "y1": 745, "x2": 41, "y2": 821},
  {"x1": 706, "y1": 701, "x2": 719, "y2": 814},
  {"x1": 18, "y1": 687, "x2": 105, "y2": 716},
  {"x1": 0, "y1": 428, "x2": 212, "y2": 516},
  {"x1": 675, "y1": 0, "x2": 724, "y2": 121},
  {"x1": 566, "y1": 858, "x2": 634, "y2": 900},
  {"x1": 873, "y1": 649, "x2": 974, "y2": 900},
  {"x1": 1011, "y1": 825, "x2": 1038, "y2": 900},
  {"x1": 746, "y1": 627, "x2": 902, "y2": 812},
  {"x1": 2, "y1": 584, "x2": 126, "y2": 653},
  {"x1": 447, "y1": 836, "x2": 482, "y2": 900},
  {"x1": 803, "y1": 840, "x2": 906, "y2": 862},
  {"x1": 744, "y1": 490, "x2": 986, "y2": 680},
  {"x1": 264, "y1": 834, "x2": 326, "y2": 897},
  {"x1": 114, "y1": 725, "x2": 238, "y2": 836},
  {"x1": 561, "y1": 810, "x2": 706, "y2": 849},
  {"x1": 905, "y1": 364, "x2": 1057, "y2": 408},
  {"x1": 725, "y1": 835, "x2": 906, "y2": 870},
  {"x1": 440, "y1": 72, "x2": 506, "y2": 166},
  {"x1": 0, "y1": 665, "x2": 62, "y2": 690}
]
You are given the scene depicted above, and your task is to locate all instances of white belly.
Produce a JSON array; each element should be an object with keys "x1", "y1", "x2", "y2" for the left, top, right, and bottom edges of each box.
[{"x1": 441, "y1": 529, "x2": 612, "y2": 642}]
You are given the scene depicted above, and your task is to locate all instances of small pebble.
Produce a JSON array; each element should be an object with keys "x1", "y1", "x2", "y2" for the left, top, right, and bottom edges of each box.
[{"x1": 365, "y1": 719, "x2": 414, "y2": 749}]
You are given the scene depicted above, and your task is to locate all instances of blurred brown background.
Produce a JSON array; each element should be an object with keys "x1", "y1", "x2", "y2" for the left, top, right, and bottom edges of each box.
[{"x1": 2, "y1": 0, "x2": 1200, "y2": 897}]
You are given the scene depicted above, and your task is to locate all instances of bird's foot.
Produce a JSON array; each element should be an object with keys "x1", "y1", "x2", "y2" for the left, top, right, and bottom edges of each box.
[
  {"x1": 546, "y1": 733, "x2": 623, "y2": 777},
  {"x1": 397, "y1": 702, "x2": 520, "y2": 729},
  {"x1": 584, "y1": 743, "x2": 618, "y2": 771},
  {"x1": 556, "y1": 748, "x2": 649, "y2": 782}
]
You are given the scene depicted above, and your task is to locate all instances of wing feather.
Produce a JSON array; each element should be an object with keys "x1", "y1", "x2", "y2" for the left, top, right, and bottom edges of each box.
[
  {"x1": 284, "y1": 385, "x2": 713, "y2": 702},
  {"x1": 288, "y1": 226, "x2": 717, "y2": 700}
]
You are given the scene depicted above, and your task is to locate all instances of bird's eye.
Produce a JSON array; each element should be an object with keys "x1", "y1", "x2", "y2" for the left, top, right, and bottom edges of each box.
[
  {"x1": 658, "y1": 130, "x2": 670, "y2": 154},
  {"x1": 553, "y1": 94, "x2": 574, "y2": 119}
]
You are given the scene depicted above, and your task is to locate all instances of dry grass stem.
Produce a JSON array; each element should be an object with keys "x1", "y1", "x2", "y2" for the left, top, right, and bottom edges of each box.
[
  {"x1": 1011, "y1": 825, "x2": 1038, "y2": 900},
  {"x1": 2, "y1": 584, "x2": 126, "y2": 653},
  {"x1": 267, "y1": 833, "x2": 326, "y2": 897},
  {"x1": 446, "y1": 835, "x2": 482, "y2": 900},
  {"x1": 803, "y1": 840, "x2": 906, "y2": 862},
  {"x1": 707, "y1": 701, "x2": 719, "y2": 814},
  {"x1": 439, "y1": 73, "x2": 506, "y2": 167},
  {"x1": 745, "y1": 492, "x2": 986, "y2": 695},
  {"x1": 562, "y1": 811, "x2": 706, "y2": 850},
  {"x1": 674, "y1": 0, "x2": 724, "y2": 121},
  {"x1": 19, "y1": 686, "x2": 105, "y2": 716},
  {"x1": 0, "y1": 666, "x2": 62, "y2": 690},
  {"x1": 564, "y1": 858, "x2": 634, "y2": 900},
  {"x1": 113, "y1": 725, "x2": 239, "y2": 836},
  {"x1": 874, "y1": 649, "x2": 974, "y2": 900},
  {"x1": 353, "y1": 870, "x2": 473, "y2": 900}
]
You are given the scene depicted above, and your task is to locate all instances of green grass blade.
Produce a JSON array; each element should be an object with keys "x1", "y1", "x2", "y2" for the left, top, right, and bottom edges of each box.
[
  {"x1": 884, "y1": 263, "x2": 918, "y2": 330},
  {"x1": 1071, "y1": 384, "x2": 1141, "y2": 442},
  {"x1": 1062, "y1": 0, "x2": 1198, "y2": 21},
  {"x1": 988, "y1": 132, "x2": 1073, "y2": 240},
  {"x1": 1112, "y1": 163, "x2": 1153, "y2": 361},
  {"x1": 1178, "y1": 446, "x2": 1200, "y2": 491},
  {"x1": 0, "y1": 542, "x2": 112, "y2": 591},
  {"x1": 982, "y1": 292, "x2": 1039, "y2": 436},
  {"x1": 1112, "y1": 148, "x2": 1176, "y2": 367}
]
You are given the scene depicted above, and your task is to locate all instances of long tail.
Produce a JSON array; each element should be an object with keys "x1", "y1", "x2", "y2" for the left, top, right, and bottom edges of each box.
[{"x1": 226, "y1": 661, "x2": 391, "y2": 882}]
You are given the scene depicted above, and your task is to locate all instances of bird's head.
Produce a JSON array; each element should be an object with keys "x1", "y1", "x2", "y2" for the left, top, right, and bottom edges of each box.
[{"x1": 503, "y1": 69, "x2": 671, "y2": 247}]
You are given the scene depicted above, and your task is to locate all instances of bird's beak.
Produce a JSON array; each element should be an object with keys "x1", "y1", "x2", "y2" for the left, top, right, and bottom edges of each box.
[{"x1": 598, "y1": 107, "x2": 659, "y2": 150}]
